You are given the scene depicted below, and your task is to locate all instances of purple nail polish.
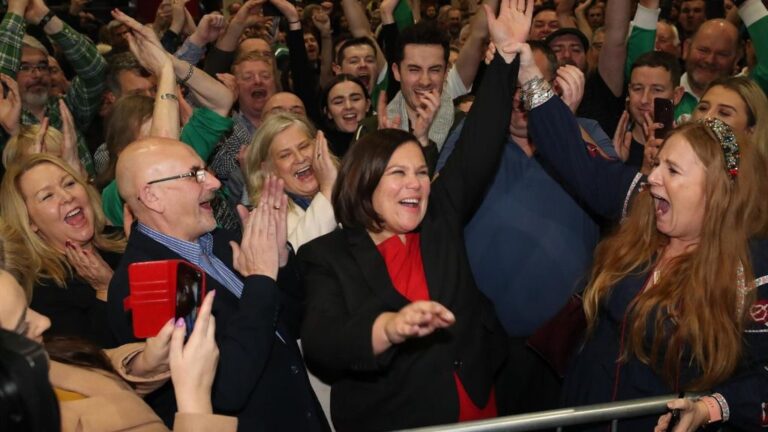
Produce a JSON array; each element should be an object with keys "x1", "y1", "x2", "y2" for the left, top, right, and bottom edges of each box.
[{"x1": 175, "y1": 318, "x2": 185, "y2": 327}]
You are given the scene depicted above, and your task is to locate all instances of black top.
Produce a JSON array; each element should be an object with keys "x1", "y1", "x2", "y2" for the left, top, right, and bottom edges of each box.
[
  {"x1": 31, "y1": 246, "x2": 122, "y2": 349},
  {"x1": 577, "y1": 71, "x2": 626, "y2": 139},
  {"x1": 299, "y1": 54, "x2": 518, "y2": 432}
]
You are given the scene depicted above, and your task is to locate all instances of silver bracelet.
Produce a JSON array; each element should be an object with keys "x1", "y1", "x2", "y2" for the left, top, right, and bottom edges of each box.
[{"x1": 521, "y1": 76, "x2": 555, "y2": 111}]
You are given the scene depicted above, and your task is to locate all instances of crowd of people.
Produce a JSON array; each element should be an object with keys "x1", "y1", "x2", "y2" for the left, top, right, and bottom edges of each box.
[{"x1": 0, "y1": 0, "x2": 767, "y2": 430}]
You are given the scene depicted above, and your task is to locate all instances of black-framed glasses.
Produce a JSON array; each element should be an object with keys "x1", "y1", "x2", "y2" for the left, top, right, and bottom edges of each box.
[{"x1": 147, "y1": 168, "x2": 207, "y2": 185}]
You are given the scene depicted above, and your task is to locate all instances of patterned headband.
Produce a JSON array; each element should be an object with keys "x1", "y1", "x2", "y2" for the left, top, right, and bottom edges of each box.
[{"x1": 701, "y1": 117, "x2": 740, "y2": 179}]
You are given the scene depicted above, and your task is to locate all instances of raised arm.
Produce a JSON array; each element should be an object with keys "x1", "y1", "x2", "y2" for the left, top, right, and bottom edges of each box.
[
  {"x1": 0, "y1": 0, "x2": 28, "y2": 78},
  {"x1": 524, "y1": 52, "x2": 642, "y2": 221},
  {"x1": 453, "y1": 0, "x2": 500, "y2": 89},
  {"x1": 625, "y1": 0, "x2": 660, "y2": 79},
  {"x1": 433, "y1": 0, "x2": 528, "y2": 223},
  {"x1": 341, "y1": 0, "x2": 387, "y2": 73},
  {"x1": 740, "y1": 0, "x2": 768, "y2": 94},
  {"x1": 598, "y1": 0, "x2": 632, "y2": 96}
]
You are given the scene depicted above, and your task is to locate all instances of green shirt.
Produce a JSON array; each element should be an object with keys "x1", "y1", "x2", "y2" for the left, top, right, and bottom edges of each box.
[{"x1": 101, "y1": 108, "x2": 234, "y2": 226}]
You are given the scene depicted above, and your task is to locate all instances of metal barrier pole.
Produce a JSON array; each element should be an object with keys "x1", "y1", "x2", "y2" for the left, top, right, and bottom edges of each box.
[{"x1": 399, "y1": 393, "x2": 701, "y2": 432}]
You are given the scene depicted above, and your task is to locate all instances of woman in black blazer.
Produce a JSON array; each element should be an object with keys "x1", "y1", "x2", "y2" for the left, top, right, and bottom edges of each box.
[{"x1": 298, "y1": 1, "x2": 532, "y2": 430}]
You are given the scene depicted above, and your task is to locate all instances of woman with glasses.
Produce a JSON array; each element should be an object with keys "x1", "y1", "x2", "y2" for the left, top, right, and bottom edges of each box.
[{"x1": 0, "y1": 153, "x2": 125, "y2": 347}]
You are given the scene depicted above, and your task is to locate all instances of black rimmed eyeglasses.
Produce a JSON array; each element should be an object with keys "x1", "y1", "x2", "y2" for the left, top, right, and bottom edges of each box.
[{"x1": 147, "y1": 168, "x2": 207, "y2": 185}]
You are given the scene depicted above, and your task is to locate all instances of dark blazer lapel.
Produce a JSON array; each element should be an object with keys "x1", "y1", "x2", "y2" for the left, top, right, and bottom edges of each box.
[{"x1": 344, "y1": 227, "x2": 409, "y2": 310}]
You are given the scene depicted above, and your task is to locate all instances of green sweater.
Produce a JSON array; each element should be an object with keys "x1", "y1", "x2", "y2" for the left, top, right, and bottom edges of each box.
[{"x1": 101, "y1": 108, "x2": 234, "y2": 226}]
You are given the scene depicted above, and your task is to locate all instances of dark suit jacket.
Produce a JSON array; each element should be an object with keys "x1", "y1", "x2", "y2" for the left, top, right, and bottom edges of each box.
[
  {"x1": 298, "y1": 55, "x2": 519, "y2": 432},
  {"x1": 107, "y1": 227, "x2": 329, "y2": 432}
]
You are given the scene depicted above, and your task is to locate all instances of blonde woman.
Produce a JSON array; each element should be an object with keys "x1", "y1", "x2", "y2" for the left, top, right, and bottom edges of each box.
[
  {"x1": 0, "y1": 153, "x2": 125, "y2": 347},
  {"x1": 243, "y1": 112, "x2": 339, "y2": 249}
]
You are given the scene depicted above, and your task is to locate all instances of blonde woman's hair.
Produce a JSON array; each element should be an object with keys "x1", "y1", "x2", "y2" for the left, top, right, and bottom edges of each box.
[
  {"x1": 243, "y1": 112, "x2": 323, "y2": 206},
  {"x1": 0, "y1": 217, "x2": 35, "y2": 300},
  {"x1": 2, "y1": 124, "x2": 64, "y2": 169},
  {"x1": 583, "y1": 122, "x2": 767, "y2": 391},
  {"x1": 0, "y1": 154, "x2": 126, "y2": 288}
]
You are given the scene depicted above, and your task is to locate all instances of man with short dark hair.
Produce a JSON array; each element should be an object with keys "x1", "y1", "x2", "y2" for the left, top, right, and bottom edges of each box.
[
  {"x1": 621, "y1": 51, "x2": 685, "y2": 171},
  {"x1": 677, "y1": 0, "x2": 706, "y2": 38}
]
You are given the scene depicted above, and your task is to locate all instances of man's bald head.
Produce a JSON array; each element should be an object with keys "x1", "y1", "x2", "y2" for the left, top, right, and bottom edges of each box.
[
  {"x1": 684, "y1": 19, "x2": 740, "y2": 96},
  {"x1": 117, "y1": 137, "x2": 221, "y2": 241},
  {"x1": 263, "y1": 92, "x2": 306, "y2": 118},
  {"x1": 116, "y1": 137, "x2": 196, "y2": 205}
]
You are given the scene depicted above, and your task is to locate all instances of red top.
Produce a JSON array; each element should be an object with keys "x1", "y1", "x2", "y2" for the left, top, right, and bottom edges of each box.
[{"x1": 376, "y1": 233, "x2": 497, "y2": 422}]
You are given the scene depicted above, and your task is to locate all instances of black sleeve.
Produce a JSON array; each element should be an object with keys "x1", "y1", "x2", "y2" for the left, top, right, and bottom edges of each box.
[
  {"x1": 286, "y1": 28, "x2": 323, "y2": 127},
  {"x1": 528, "y1": 95, "x2": 643, "y2": 221},
  {"x1": 204, "y1": 46, "x2": 236, "y2": 77},
  {"x1": 380, "y1": 22, "x2": 401, "y2": 103},
  {"x1": 211, "y1": 275, "x2": 284, "y2": 412},
  {"x1": 276, "y1": 249, "x2": 304, "y2": 340},
  {"x1": 430, "y1": 54, "x2": 520, "y2": 224},
  {"x1": 161, "y1": 30, "x2": 181, "y2": 54}
]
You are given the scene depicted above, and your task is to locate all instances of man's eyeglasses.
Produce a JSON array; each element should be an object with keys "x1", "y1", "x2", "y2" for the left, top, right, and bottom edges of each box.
[
  {"x1": 147, "y1": 168, "x2": 207, "y2": 185},
  {"x1": 19, "y1": 63, "x2": 50, "y2": 73}
]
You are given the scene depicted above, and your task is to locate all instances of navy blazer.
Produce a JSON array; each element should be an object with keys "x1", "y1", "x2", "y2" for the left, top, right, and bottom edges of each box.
[
  {"x1": 299, "y1": 55, "x2": 519, "y2": 432},
  {"x1": 107, "y1": 227, "x2": 329, "y2": 432}
]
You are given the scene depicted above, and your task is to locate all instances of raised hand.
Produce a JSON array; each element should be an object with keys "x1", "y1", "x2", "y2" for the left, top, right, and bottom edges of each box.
[
  {"x1": 23, "y1": 0, "x2": 51, "y2": 25},
  {"x1": 31, "y1": 117, "x2": 50, "y2": 154},
  {"x1": 111, "y1": 9, "x2": 172, "y2": 76},
  {"x1": 64, "y1": 241, "x2": 114, "y2": 299},
  {"x1": 312, "y1": 10, "x2": 332, "y2": 36},
  {"x1": 0, "y1": 74, "x2": 22, "y2": 136},
  {"x1": 191, "y1": 12, "x2": 227, "y2": 45},
  {"x1": 376, "y1": 92, "x2": 401, "y2": 130},
  {"x1": 641, "y1": 112, "x2": 663, "y2": 175},
  {"x1": 412, "y1": 89, "x2": 439, "y2": 148},
  {"x1": 270, "y1": 0, "x2": 300, "y2": 22},
  {"x1": 379, "y1": 0, "x2": 399, "y2": 23},
  {"x1": 232, "y1": 0, "x2": 268, "y2": 28},
  {"x1": 263, "y1": 175, "x2": 289, "y2": 267},
  {"x1": 58, "y1": 99, "x2": 84, "y2": 175},
  {"x1": 555, "y1": 65, "x2": 585, "y2": 113},
  {"x1": 612, "y1": 110, "x2": 632, "y2": 162},
  {"x1": 170, "y1": 290, "x2": 219, "y2": 414},
  {"x1": 230, "y1": 183, "x2": 279, "y2": 280},
  {"x1": 7, "y1": 0, "x2": 30, "y2": 17},
  {"x1": 312, "y1": 130, "x2": 338, "y2": 200},
  {"x1": 483, "y1": 0, "x2": 534, "y2": 62}
]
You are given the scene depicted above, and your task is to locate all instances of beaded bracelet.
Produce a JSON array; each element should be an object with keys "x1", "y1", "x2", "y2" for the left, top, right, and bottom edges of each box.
[{"x1": 177, "y1": 62, "x2": 194, "y2": 86}]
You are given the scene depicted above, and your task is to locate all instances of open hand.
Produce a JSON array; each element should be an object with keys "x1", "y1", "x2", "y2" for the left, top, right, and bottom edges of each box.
[
  {"x1": 58, "y1": 99, "x2": 84, "y2": 175},
  {"x1": 64, "y1": 242, "x2": 114, "y2": 295},
  {"x1": 385, "y1": 301, "x2": 455, "y2": 344},
  {"x1": 612, "y1": 110, "x2": 632, "y2": 162},
  {"x1": 484, "y1": 0, "x2": 534, "y2": 62},
  {"x1": 0, "y1": 74, "x2": 22, "y2": 136},
  {"x1": 231, "y1": 181, "x2": 280, "y2": 279},
  {"x1": 112, "y1": 9, "x2": 172, "y2": 76},
  {"x1": 312, "y1": 130, "x2": 338, "y2": 199}
]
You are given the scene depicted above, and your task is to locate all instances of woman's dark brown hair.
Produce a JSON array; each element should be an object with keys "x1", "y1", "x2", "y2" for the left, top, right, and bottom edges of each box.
[
  {"x1": 332, "y1": 128, "x2": 423, "y2": 232},
  {"x1": 44, "y1": 336, "x2": 116, "y2": 374}
]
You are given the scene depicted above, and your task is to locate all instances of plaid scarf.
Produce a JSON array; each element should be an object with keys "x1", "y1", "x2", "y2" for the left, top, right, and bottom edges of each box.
[{"x1": 386, "y1": 90, "x2": 455, "y2": 150}]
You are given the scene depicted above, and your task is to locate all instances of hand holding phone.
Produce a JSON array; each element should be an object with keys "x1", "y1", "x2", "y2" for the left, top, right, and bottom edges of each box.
[
  {"x1": 125, "y1": 260, "x2": 206, "y2": 339},
  {"x1": 653, "y1": 97, "x2": 674, "y2": 140},
  {"x1": 170, "y1": 290, "x2": 218, "y2": 414}
]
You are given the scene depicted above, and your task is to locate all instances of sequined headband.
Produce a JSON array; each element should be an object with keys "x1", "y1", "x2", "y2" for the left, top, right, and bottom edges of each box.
[{"x1": 701, "y1": 117, "x2": 739, "y2": 179}]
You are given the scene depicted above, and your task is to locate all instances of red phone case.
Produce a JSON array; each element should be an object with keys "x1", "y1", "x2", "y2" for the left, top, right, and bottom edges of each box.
[{"x1": 124, "y1": 260, "x2": 206, "y2": 339}]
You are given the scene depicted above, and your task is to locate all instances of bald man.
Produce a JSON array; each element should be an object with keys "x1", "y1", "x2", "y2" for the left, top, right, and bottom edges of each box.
[
  {"x1": 681, "y1": 20, "x2": 740, "y2": 102},
  {"x1": 108, "y1": 138, "x2": 329, "y2": 431}
]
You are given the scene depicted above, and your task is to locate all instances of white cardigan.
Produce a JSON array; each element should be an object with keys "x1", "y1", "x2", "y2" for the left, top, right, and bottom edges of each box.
[{"x1": 287, "y1": 192, "x2": 338, "y2": 249}]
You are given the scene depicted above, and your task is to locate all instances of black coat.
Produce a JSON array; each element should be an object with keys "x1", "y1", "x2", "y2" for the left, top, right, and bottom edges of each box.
[
  {"x1": 298, "y1": 55, "x2": 519, "y2": 432},
  {"x1": 107, "y1": 227, "x2": 329, "y2": 432}
]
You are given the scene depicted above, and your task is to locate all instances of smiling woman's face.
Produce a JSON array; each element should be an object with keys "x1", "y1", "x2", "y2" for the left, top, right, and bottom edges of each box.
[
  {"x1": 19, "y1": 162, "x2": 95, "y2": 251},
  {"x1": 266, "y1": 125, "x2": 319, "y2": 199}
]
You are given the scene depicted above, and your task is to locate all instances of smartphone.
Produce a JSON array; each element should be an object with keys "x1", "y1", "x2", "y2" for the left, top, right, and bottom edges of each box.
[
  {"x1": 653, "y1": 98, "x2": 675, "y2": 140},
  {"x1": 124, "y1": 260, "x2": 206, "y2": 338}
]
